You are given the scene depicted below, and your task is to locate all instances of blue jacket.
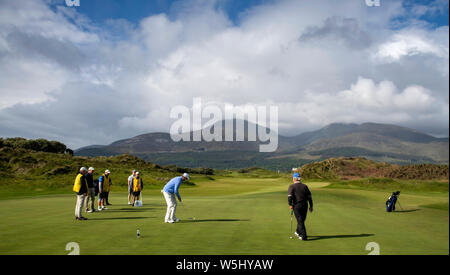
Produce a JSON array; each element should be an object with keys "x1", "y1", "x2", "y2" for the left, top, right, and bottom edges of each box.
[{"x1": 163, "y1": 176, "x2": 182, "y2": 200}]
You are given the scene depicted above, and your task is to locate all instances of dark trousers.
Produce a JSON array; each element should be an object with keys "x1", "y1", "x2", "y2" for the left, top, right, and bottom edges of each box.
[
  {"x1": 293, "y1": 202, "x2": 308, "y2": 239},
  {"x1": 105, "y1": 192, "x2": 110, "y2": 204}
]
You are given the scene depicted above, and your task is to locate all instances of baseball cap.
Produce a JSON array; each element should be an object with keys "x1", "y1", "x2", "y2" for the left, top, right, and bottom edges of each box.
[{"x1": 182, "y1": 173, "x2": 190, "y2": 180}]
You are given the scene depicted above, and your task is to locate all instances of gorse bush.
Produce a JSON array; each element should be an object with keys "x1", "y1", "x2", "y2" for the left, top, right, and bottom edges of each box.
[
  {"x1": 0, "y1": 138, "x2": 68, "y2": 154},
  {"x1": 298, "y1": 157, "x2": 449, "y2": 180}
]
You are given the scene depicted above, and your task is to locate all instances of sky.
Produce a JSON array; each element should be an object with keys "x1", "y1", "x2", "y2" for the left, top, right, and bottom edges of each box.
[{"x1": 0, "y1": 0, "x2": 448, "y2": 149}]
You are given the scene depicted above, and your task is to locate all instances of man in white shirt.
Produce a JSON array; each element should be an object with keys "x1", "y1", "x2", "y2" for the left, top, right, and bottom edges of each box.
[{"x1": 128, "y1": 170, "x2": 136, "y2": 205}]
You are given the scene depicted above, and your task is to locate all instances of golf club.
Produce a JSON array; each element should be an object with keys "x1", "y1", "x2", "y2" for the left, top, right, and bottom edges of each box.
[
  {"x1": 289, "y1": 210, "x2": 294, "y2": 239},
  {"x1": 396, "y1": 199, "x2": 403, "y2": 211}
]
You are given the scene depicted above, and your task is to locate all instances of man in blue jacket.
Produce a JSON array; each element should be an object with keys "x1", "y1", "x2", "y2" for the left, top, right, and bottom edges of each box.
[{"x1": 162, "y1": 173, "x2": 189, "y2": 223}]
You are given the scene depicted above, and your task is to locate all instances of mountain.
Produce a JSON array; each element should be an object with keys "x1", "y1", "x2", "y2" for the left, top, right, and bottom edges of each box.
[
  {"x1": 75, "y1": 121, "x2": 449, "y2": 170},
  {"x1": 287, "y1": 122, "x2": 444, "y2": 145}
]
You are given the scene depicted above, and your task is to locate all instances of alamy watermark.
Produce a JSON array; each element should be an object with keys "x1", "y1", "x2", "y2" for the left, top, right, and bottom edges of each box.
[
  {"x1": 65, "y1": 0, "x2": 80, "y2": 7},
  {"x1": 365, "y1": 0, "x2": 380, "y2": 7},
  {"x1": 66, "y1": 242, "x2": 80, "y2": 255},
  {"x1": 169, "y1": 98, "x2": 279, "y2": 152},
  {"x1": 366, "y1": 242, "x2": 380, "y2": 255}
]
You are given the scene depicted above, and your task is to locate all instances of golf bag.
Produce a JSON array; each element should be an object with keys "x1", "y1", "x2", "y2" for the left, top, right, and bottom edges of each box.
[{"x1": 386, "y1": 191, "x2": 400, "y2": 212}]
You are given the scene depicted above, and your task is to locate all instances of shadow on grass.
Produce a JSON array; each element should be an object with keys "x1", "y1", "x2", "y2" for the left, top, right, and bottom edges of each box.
[
  {"x1": 392, "y1": 209, "x2": 420, "y2": 213},
  {"x1": 308, "y1": 233, "x2": 374, "y2": 241},
  {"x1": 180, "y1": 219, "x2": 250, "y2": 223},
  {"x1": 105, "y1": 208, "x2": 157, "y2": 213},
  {"x1": 87, "y1": 217, "x2": 151, "y2": 221}
]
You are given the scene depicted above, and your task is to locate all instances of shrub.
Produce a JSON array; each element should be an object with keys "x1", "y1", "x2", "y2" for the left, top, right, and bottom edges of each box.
[{"x1": 1, "y1": 138, "x2": 67, "y2": 154}]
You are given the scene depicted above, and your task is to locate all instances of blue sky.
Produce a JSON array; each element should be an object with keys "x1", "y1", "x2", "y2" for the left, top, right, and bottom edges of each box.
[
  {"x1": 58, "y1": 0, "x2": 275, "y2": 26},
  {"x1": 59, "y1": 0, "x2": 448, "y2": 28}
]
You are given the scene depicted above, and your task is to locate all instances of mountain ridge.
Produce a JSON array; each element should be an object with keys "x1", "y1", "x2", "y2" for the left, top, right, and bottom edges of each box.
[{"x1": 75, "y1": 121, "x2": 449, "y2": 169}]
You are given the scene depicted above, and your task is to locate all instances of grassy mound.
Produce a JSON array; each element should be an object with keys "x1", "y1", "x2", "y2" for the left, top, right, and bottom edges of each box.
[
  {"x1": 298, "y1": 157, "x2": 449, "y2": 180},
  {"x1": 0, "y1": 145, "x2": 214, "y2": 199}
]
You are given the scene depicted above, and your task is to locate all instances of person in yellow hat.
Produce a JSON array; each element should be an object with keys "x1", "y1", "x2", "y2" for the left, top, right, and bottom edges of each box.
[{"x1": 131, "y1": 172, "x2": 143, "y2": 207}]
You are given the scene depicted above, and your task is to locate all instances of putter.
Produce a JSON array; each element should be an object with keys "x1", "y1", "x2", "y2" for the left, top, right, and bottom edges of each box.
[{"x1": 181, "y1": 201, "x2": 196, "y2": 220}]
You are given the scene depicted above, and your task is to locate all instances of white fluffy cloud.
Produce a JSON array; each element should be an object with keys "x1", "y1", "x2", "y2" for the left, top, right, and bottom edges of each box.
[
  {"x1": 374, "y1": 27, "x2": 449, "y2": 62},
  {"x1": 0, "y1": 0, "x2": 448, "y2": 148}
]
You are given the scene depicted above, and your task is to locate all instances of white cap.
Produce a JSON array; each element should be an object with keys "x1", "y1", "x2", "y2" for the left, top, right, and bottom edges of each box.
[
  {"x1": 182, "y1": 173, "x2": 190, "y2": 180},
  {"x1": 80, "y1": 167, "x2": 88, "y2": 173},
  {"x1": 292, "y1": 168, "x2": 298, "y2": 172},
  {"x1": 88, "y1": 167, "x2": 95, "y2": 171},
  {"x1": 136, "y1": 171, "x2": 140, "y2": 175},
  {"x1": 105, "y1": 170, "x2": 111, "y2": 174}
]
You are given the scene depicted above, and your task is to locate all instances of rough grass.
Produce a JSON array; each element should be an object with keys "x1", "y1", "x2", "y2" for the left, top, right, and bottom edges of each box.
[{"x1": 298, "y1": 157, "x2": 449, "y2": 180}]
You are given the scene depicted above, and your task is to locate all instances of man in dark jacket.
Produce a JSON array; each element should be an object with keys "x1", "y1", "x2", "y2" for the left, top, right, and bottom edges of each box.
[
  {"x1": 84, "y1": 167, "x2": 96, "y2": 213},
  {"x1": 288, "y1": 173, "x2": 313, "y2": 240}
]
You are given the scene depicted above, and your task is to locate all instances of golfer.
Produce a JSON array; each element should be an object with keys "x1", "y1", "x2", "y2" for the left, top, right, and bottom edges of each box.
[
  {"x1": 73, "y1": 167, "x2": 88, "y2": 221},
  {"x1": 128, "y1": 170, "x2": 136, "y2": 205},
  {"x1": 288, "y1": 173, "x2": 313, "y2": 240},
  {"x1": 84, "y1": 167, "x2": 96, "y2": 213},
  {"x1": 162, "y1": 173, "x2": 189, "y2": 223}
]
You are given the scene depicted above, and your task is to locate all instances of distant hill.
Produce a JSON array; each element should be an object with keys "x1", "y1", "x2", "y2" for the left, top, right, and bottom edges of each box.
[{"x1": 75, "y1": 121, "x2": 449, "y2": 170}]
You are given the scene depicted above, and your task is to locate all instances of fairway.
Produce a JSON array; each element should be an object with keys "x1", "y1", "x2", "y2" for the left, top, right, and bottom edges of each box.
[{"x1": 0, "y1": 176, "x2": 448, "y2": 255}]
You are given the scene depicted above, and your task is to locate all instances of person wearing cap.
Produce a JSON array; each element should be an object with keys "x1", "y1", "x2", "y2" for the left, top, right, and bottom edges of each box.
[
  {"x1": 131, "y1": 172, "x2": 144, "y2": 207},
  {"x1": 98, "y1": 170, "x2": 111, "y2": 211},
  {"x1": 162, "y1": 173, "x2": 190, "y2": 223},
  {"x1": 73, "y1": 167, "x2": 88, "y2": 220},
  {"x1": 128, "y1": 170, "x2": 136, "y2": 205},
  {"x1": 292, "y1": 168, "x2": 299, "y2": 183},
  {"x1": 288, "y1": 174, "x2": 313, "y2": 240},
  {"x1": 292, "y1": 172, "x2": 300, "y2": 184},
  {"x1": 84, "y1": 167, "x2": 96, "y2": 213}
]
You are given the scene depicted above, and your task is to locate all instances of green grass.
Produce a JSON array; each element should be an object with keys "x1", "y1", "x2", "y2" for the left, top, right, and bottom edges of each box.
[
  {"x1": 0, "y1": 175, "x2": 448, "y2": 255},
  {"x1": 421, "y1": 202, "x2": 449, "y2": 211},
  {"x1": 326, "y1": 178, "x2": 449, "y2": 194}
]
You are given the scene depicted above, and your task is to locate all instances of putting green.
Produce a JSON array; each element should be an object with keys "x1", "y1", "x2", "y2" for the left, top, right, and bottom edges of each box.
[{"x1": 0, "y1": 177, "x2": 448, "y2": 255}]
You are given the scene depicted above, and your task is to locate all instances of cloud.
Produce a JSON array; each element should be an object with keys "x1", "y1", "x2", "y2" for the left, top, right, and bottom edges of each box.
[
  {"x1": 300, "y1": 17, "x2": 372, "y2": 49},
  {"x1": 0, "y1": 0, "x2": 448, "y2": 149},
  {"x1": 276, "y1": 76, "x2": 447, "y2": 128},
  {"x1": 374, "y1": 29, "x2": 449, "y2": 61}
]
